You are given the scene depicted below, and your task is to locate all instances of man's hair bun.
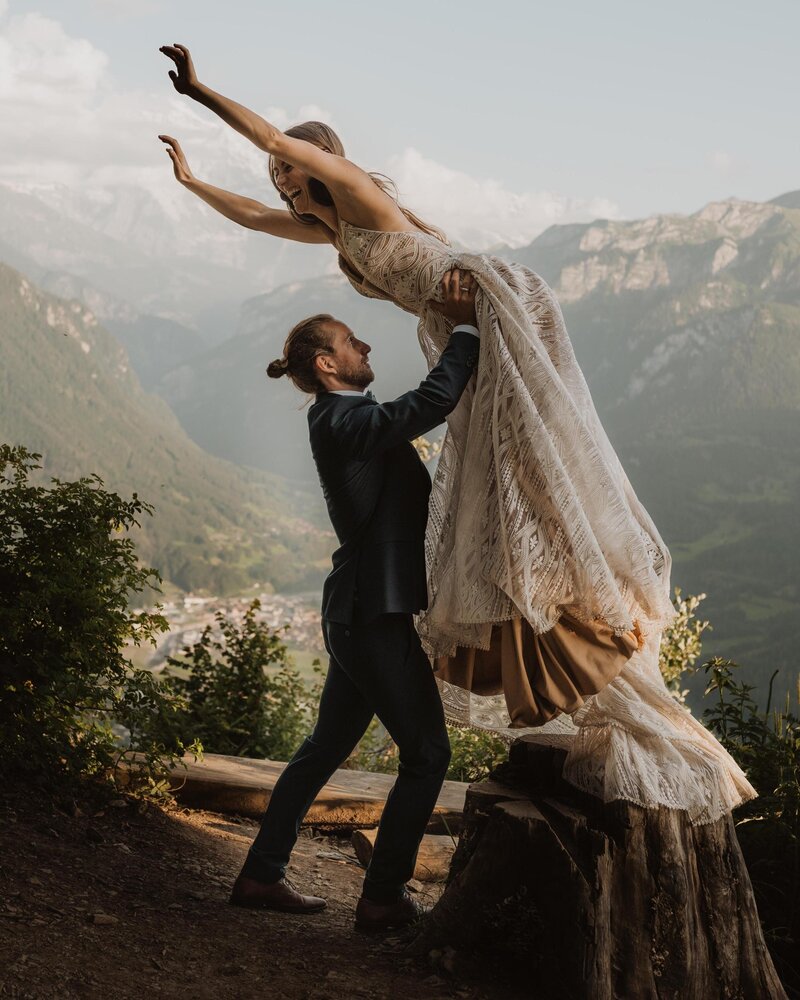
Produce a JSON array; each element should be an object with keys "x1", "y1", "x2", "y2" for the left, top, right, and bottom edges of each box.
[
  {"x1": 266, "y1": 357, "x2": 289, "y2": 379},
  {"x1": 267, "y1": 313, "x2": 336, "y2": 394}
]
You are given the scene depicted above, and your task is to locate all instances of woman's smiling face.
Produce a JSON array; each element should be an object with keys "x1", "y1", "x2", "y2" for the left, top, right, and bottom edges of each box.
[{"x1": 272, "y1": 159, "x2": 315, "y2": 215}]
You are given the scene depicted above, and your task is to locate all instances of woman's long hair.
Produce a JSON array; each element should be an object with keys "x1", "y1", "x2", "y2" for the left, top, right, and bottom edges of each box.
[{"x1": 269, "y1": 121, "x2": 448, "y2": 244}]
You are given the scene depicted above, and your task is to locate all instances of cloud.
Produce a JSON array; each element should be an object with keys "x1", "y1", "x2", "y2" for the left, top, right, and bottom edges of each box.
[
  {"x1": 89, "y1": 0, "x2": 162, "y2": 14},
  {"x1": 709, "y1": 150, "x2": 733, "y2": 173},
  {"x1": 0, "y1": 12, "x2": 108, "y2": 105},
  {"x1": 386, "y1": 148, "x2": 620, "y2": 249},
  {"x1": 0, "y1": 11, "x2": 618, "y2": 251},
  {"x1": 0, "y1": 11, "x2": 327, "y2": 206}
]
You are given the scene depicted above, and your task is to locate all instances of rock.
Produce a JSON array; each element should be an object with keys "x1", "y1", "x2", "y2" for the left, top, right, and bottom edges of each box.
[
  {"x1": 440, "y1": 947, "x2": 458, "y2": 974},
  {"x1": 88, "y1": 912, "x2": 118, "y2": 925},
  {"x1": 351, "y1": 829, "x2": 455, "y2": 882}
]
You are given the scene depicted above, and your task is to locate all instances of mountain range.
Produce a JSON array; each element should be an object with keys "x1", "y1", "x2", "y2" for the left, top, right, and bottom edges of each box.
[
  {"x1": 507, "y1": 194, "x2": 800, "y2": 695},
  {"x1": 0, "y1": 261, "x2": 331, "y2": 597},
  {"x1": 1, "y1": 178, "x2": 798, "y2": 700},
  {"x1": 0, "y1": 182, "x2": 331, "y2": 341},
  {"x1": 158, "y1": 274, "x2": 424, "y2": 484},
  {"x1": 152, "y1": 193, "x2": 800, "y2": 696}
]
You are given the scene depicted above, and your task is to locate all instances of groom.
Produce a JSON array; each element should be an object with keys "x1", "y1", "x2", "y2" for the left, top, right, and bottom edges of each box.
[{"x1": 230, "y1": 270, "x2": 479, "y2": 931}]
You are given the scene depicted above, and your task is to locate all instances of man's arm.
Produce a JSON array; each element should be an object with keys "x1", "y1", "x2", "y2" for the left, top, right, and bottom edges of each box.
[{"x1": 329, "y1": 327, "x2": 479, "y2": 463}]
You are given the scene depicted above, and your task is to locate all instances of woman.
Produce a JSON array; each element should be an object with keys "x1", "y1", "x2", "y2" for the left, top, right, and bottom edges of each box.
[{"x1": 157, "y1": 43, "x2": 755, "y2": 823}]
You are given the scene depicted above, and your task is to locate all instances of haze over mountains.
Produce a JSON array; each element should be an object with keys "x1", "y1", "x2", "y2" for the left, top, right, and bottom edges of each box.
[
  {"x1": 0, "y1": 181, "x2": 331, "y2": 344},
  {"x1": 1, "y1": 180, "x2": 798, "y2": 699},
  {"x1": 0, "y1": 260, "x2": 331, "y2": 597}
]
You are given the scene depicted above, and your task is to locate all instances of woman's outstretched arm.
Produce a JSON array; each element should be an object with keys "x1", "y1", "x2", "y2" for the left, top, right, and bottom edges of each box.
[
  {"x1": 159, "y1": 43, "x2": 400, "y2": 226},
  {"x1": 157, "y1": 134, "x2": 330, "y2": 243}
]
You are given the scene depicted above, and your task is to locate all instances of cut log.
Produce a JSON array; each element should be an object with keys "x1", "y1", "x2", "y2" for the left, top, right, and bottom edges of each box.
[
  {"x1": 352, "y1": 829, "x2": 456, "y2": 882},
  {"x1": 122, "y1": 753, "x2": 466, "y2": 832},
  {"x1": 415, "y1": 740, "x2": 787, "y2": 1000}
]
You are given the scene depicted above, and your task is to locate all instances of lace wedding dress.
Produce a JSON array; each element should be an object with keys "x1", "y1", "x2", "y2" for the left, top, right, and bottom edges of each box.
[{"x1": 334, "y1": 219, "x2": 756, "y2": 823}]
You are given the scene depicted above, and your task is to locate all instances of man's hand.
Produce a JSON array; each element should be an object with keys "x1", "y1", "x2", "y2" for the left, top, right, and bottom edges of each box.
[
  {"x1": 158, "y1": 135, "x2": 194, "y2": 185},
  {"x1": 159, "y1": 43, "x2": 199, "y2": 96},
  {"x1": 431, "y1": 269, "x2": 478, "y2": 326}
]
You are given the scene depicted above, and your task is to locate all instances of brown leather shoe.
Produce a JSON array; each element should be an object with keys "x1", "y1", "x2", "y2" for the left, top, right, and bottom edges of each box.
[
  {"x1": 354, "y1": 891, "x2": 430, "y2": 932},
  {"x1": 229, "y1": 875, "x2": 326, "y2": 914}
]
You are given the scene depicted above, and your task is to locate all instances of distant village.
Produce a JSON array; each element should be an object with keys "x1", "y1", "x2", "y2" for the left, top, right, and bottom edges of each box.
[{"x1": 144, "y1": 591, "x2": 325, "y2": 671}]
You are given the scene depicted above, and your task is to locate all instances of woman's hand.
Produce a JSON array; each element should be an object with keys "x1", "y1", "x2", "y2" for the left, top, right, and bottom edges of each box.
[
  {"x1": 158, "y1": 135, "x2": 194, "y2": 185},
  {"x1": 432, "y1": 269, "x2": 478, "y2": 326},
  {"x1": 159, "y1": 43, "x2": 199, "y2": 96}
]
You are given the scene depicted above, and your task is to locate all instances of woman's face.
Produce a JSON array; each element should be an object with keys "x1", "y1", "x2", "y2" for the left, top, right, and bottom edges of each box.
[{"x1": 273, "y1": 159, "x2": 316, "y2": 216}]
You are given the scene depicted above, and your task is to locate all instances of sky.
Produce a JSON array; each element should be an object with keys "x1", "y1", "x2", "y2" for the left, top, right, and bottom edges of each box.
[{"x1": 2, "y1": 0, "x2": 799, "y2": 247}]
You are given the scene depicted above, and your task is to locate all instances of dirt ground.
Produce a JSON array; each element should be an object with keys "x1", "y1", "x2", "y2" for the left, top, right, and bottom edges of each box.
[{"x1": 0, "y1": 789, "x2": 527, "y2": 1000}]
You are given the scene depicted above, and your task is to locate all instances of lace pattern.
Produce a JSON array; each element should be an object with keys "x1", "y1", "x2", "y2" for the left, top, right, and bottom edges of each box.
[
  {"x1": 336, "y1": 221, "x2": 757, "y2": 823},
  {"x1": 439, "y1": 633, "x2": 756, "y2": 825},
  {"x1": 337, "y1": 223, "x2": 674, "y2": 641}
]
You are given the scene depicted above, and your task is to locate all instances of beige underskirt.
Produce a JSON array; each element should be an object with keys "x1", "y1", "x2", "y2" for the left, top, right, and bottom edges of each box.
[{"x1": 435, "y1": 612, "x2": 643, "y2": 729}]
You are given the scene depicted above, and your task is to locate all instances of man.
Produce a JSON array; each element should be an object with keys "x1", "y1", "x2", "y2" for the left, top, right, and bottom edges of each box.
[{"x1": 230, "y1": 271, "x2": 480, "y2": 931}]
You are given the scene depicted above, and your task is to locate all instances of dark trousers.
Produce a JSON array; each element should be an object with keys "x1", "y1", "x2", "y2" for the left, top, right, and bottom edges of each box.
[{"x1": 240, "y1": 612, "x2": 451, "y2": 903}]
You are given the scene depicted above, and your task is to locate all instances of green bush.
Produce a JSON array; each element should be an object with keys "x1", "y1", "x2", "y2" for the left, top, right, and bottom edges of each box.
[
  {"x1": 659, "y1": 588, "x2": 711, "y2": 702},
  {"x1": 0, "y1": 445, "x2": 195, "y2": 798},
  {"x1": 701, "y1": 658, "x2": 799, "y2": 988},
  {"x1": 658, "y1": 592, "x2": 798, "y2": 993},
  {"x1": 161, "y1": 600, "x2": 311, "y2": 761},
  {"x1": 335, "y1": 718, "x2": 506, "y2": 784},
  {"x1": 343, "y1": 717, "x2": 400, "y2": 774},
  {"x1": 446, "y1": 726, "x2": 508, "y2": 783}
]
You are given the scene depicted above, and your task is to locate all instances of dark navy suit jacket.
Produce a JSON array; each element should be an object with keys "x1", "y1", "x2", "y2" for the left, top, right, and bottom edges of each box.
[{"x1": 308, "y1": 330, "x2": 479, "y2": 625}]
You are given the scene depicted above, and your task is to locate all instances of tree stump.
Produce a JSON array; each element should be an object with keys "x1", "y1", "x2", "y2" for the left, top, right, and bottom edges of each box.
[{"x1": 415, "y1": 739, "x2": 786, "y2": 1000}]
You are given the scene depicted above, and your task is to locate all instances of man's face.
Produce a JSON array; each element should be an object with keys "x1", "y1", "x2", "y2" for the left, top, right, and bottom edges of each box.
[{"x1": 322, "y1": 321, "x2": 374, "y2": 389}]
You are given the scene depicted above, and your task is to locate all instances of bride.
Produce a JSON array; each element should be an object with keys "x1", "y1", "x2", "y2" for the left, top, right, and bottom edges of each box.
[{"x1": 157, "y1": 43, "x2": 755, "y2": 824}]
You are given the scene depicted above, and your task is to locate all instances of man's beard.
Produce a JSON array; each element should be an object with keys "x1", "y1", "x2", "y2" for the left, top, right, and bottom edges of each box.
[{"x1": 338, "y1": 358, "x2": 374, "y2": 390}]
